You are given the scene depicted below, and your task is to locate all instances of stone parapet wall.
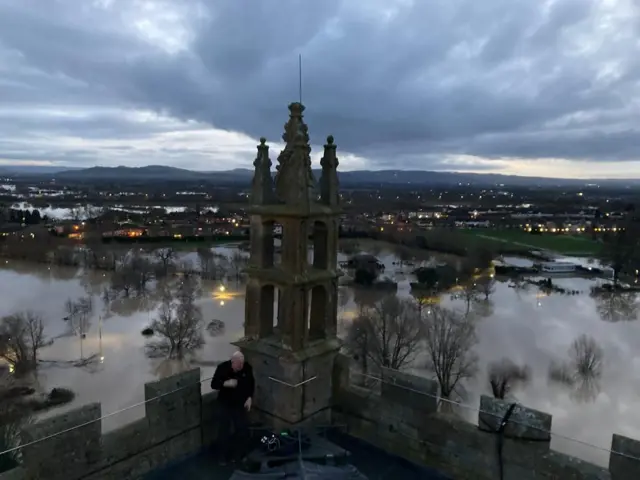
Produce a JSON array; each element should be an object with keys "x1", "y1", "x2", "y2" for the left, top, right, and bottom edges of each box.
[
  {"x1": 5, "y1": 360, "x2": 640, "y2": 479},
  {"x1": 0, "y1": 369, "x2": 220, "y2": 480},
  {"x1": 332, "y1": 355, "x2": 638, "y2": 479}
]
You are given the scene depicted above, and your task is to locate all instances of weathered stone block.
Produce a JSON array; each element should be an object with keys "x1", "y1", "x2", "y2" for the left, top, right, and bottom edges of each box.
[
  {"x1": 536, "y1": 451, "x2": 610, "y2": 480},
  {"x1": 610, "y1": 434, "x2": 640, "y2": 480},
  {"x1": 100, "y1": 418, "x2": 150, "y2": 466},
  {"x1": 380, "y1": 367, "x2": 438, "y2": 413},
  {"x1": 236, "y1": 338, "x2": 339, "y2": 427},
  {"x1": 21, "y1": 403, "x2": 101, "y2": 480},
  {"x1": 144, "y1": 368, "x2": 201, "y2": 443},
  {"x1": 478, "y1": 395, "x2": 551, "y2": 443}
]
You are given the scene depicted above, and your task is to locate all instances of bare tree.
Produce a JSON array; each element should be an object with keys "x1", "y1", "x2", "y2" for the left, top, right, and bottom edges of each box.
[
  {"x1": 110, "y1": 254, "x2": 153, "y2": 296},
  {"x1": 475, "y1": 275, "x2": 496, "y2": 301},
  {"x1": 0, "y1": 312, "x2": 50, "y2": 375},
  {"x1": 548, "y1": 334, "x2": 604, "y2": 403},
  {"x1": 52, "y1": 245, "x2": 78, "y2": 267},
  {"x1": 68, "y1": 206, "x2": 82, "y2": 222},
  {"x1": 146, "y1": 275, "x2": 204, "y2": 358},
  {"x1": 343, "y1": 296, "x2": 423, "y2": 373},
  {"x1": 64, "y1": 296, "x2": 93, "y2": 355},
  {"x1": 592, "y1": 290, "x2": 640, "y2": 322},
  {"x1": 154, "y1": 247, "x2": 176, "y2": 277},
  {"x1": 488, "y1": 358, "x2": 531, "y2": 399},
  {"x1": 128, "y1": 253, "x2": 154, "y2": 294},
  {"x1": 82, "y1": 205, "x2": 104, "y2": 220},
  {"x1": 0, "y1": 378, "x2": 32, "y2": 470},
  {"x1": 228, "y1": 250, "x2": 248, "y2": 280},
  {"x1": 197, "y1": 247, "x2": 218, "y2": 280},
  {"x1": 423, "y1": 306, "x2": 478, "y2": 400},
  {"x1": 454, "y1": 282, "x2": 479, "y2": 315},
  {"x1": 570, "y1": 334, "x2": 603, "y2": 379}
]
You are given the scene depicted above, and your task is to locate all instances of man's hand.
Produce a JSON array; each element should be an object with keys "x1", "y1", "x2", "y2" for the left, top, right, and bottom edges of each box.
[
  {"x1": 244, "y1": 397, "x2": 252, "y2": 412},
  {"x1": 223, "y1": 379, "x2": 237, "y2": 388}
]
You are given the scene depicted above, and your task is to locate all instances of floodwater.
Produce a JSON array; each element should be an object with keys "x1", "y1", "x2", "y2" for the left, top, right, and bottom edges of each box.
[
  {"x1": 10, "y1": 202, "x2": 205, "y2": 219},
  {"x1": 1, "y1": 240, "x2": 639, "y2": 467}
]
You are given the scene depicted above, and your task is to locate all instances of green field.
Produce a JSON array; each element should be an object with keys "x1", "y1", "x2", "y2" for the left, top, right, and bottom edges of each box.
[{"x1": 461, "y1": 229, "x2": 601, "y2": 255}]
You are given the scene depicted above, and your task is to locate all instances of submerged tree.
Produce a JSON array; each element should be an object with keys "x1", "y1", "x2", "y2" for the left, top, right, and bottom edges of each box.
[
  {"x1": 343, "y1": 296, "x2": 422, "y2": 375},
  {"x1": 153, "y1": 247, "x2": 176, "y2": 278},
  {"x1": 0, "y1": 312, "x2": 50, "y2": 375},
  {"x1": 197, "y1": 247, "x2": 222, "y2": 280},
  {"x1": 64, "y1": 296, "x2": 93, "y2": 338},
  {"x1": 549, "y1": 334, "x2": 604, "y2": 403},
  {"x1": 228, "y1": 251, "x2": 248, "y2": 281},
  {"x1": 146, "y1": 275, "x2": 204, "y2": 359},
  {"x1": 570, "y1": 334, "x2": 604, "y2": 379},
  {"x1": 488, "y1": 358, "x2": 531, "y2": 400},
  {"x1": 592, "y1": 290, "x2": 640, "y2": 322},
  {"x1": 423, "y1": 306, "x2": 478, "y2": 400},
  {"x1": 475, "y1": 275, "x2": 496, "y2": 301},
  {"x1": 0, "y1": 378, "x2": 32, "y2": 472}
]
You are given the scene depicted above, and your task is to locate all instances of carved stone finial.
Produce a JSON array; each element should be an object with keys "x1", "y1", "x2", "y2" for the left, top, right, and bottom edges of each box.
[
  {"x1": 251, "y1": 137, "x2": 273, "y2": 205},
  {"x1": 274, "y1": 102, "x2": 314, "y2": 204},
  {"x1": 320, "y1": 135, "x2": 339, "y2": 207}
]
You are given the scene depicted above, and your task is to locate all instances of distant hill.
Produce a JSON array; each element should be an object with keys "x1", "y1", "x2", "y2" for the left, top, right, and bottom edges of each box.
[
  {"x1": 0, "y1": 164, "x2": 637, "y2": 188},
  {"x1": 53, "y1": 165, "x2": 204, "y2": 181},
  {"x1": 0, "y1": 165, "x2": 82, "y2": 176}
]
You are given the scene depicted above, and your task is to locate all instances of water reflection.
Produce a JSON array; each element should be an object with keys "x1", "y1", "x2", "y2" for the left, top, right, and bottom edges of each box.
[
  {"x1": 2, "y1": 247, "x2": 640, "y2": 465},
  {"x1": 591, "y1": 289, "x2": 640, "y2": 322},
  {"x1": 548, "y1": 334, "x2": 604, "y2": 404}
]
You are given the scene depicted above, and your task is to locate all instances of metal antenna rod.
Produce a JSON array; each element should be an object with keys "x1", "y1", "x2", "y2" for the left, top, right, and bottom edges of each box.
[{"x1": 298, "y1": 53, "x2": 302, "y2": 104}]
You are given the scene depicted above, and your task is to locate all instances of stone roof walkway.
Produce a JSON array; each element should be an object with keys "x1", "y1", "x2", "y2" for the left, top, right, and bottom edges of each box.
[{"x1": 146, "y1": 433, "x2": 451, "y2": 480}]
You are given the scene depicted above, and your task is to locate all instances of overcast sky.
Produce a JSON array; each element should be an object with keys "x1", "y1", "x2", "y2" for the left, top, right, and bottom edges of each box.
[{"x1": 1, "y1": 0, "x2": 639, "y2": 178}]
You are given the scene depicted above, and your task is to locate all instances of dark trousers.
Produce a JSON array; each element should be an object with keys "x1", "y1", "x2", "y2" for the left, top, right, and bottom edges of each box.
[{"x1": 216, "y1": 403, "x2": 249, "y2": 461}]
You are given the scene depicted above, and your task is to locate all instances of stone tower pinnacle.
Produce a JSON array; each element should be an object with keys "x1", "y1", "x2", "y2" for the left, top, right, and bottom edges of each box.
[
  {"x1": 250, "y1": 137, "x2": 274, "y2": 205},
  {"x1": 236, "y1": 102, "x2": 341, "y2": 428},
  {"x1": 274, "y1": 102, "x2": 315, "y2": 206}
]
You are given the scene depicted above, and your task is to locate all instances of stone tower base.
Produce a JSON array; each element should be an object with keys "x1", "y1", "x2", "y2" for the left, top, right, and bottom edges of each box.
[{"x1": 233, "y1": 337, "x2": 341, "y2": 431}]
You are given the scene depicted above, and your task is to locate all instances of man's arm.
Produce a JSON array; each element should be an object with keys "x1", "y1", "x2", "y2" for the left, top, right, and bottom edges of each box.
[{"x1": 211, "y1": 363, "x2": 226, "y2": 390}]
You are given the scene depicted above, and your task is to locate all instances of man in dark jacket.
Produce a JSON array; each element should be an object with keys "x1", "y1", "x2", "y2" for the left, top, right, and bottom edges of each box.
[{"x1": 211, "y1": 351, "x2": 254, "y2": 464}]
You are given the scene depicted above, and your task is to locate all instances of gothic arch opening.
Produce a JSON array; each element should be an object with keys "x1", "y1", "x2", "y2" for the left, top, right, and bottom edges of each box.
[
  {"x1": 260, "y1": 284, "x2": 275, "y2": 336},
  {"x1": 309, "y1": 285, "x2": 328, "y2": 340},
  {"x1": 270, "y1": 287, "x2": 282, "y2": 333},
  {"x1": 261, "y1": 220, "x2": 275, "y2": 268},
  {"x1": 312, "y1": 221, "x2": 329, "y2": 270}
]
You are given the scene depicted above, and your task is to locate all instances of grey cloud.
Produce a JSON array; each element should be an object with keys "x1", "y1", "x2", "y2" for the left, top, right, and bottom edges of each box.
[{"x1": 0, "y1": 0, "x2": 639, "y2": 170}]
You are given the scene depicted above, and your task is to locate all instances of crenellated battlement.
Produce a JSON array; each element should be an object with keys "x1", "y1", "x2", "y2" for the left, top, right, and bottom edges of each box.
[
  {"x1": 0, "y1": 369, "x2": 219, "y2": 480},
  {"x1": 2, "y1": 360, "x2": 639, "y2": 479},
  {"x1": 332, "y1": 354, "x2": 637, "y2": 480}
]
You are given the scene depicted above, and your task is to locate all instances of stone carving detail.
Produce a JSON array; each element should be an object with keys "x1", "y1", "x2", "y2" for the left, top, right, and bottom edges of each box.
[
  {"x1": 274, "y1": 103, "x2": 315, "y2": 205},
  {"x1": 320, "y1": 135, "x2": 340, "y2": 206},
  {"x1": 250, "y1": 137, "x2": 273, "y2": 205}
]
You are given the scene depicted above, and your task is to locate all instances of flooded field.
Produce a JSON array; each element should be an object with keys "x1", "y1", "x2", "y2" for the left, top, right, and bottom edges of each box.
[{"x1": 0, "y1": 240, "x2": 638, "y2": 466}]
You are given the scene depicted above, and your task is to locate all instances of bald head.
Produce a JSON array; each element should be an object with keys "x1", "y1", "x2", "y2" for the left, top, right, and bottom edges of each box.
[{"x1": 231, "y1": 351, "x2": 244, "y2": 371}]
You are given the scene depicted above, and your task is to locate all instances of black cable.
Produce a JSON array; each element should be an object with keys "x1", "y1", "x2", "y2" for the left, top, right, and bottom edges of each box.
[
  {"x1": 496, "y1": 403, "x2": 517, "y2": 480},
  {"x1": 477, "y1": 402, "x2": 551, "y2": 480}
]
